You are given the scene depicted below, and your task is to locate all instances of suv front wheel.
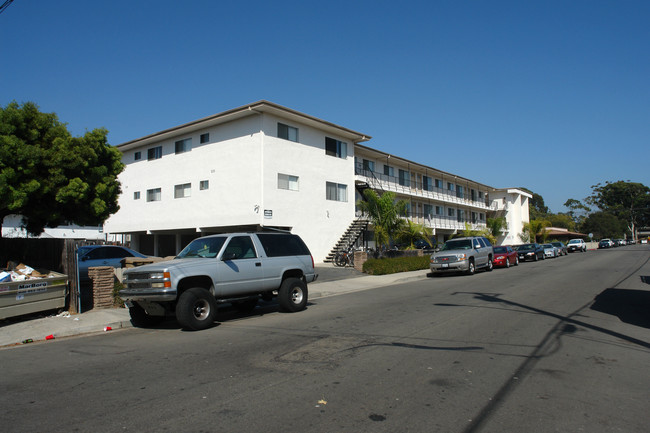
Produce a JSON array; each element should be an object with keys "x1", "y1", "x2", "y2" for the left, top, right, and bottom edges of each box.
[
  {"x1": 486, "y1": 257, "x2": 493, "y2": 271},
  {"x1": 466, "y1": 259, "x2": 476, "y2": 275},
  {"x1": 176, "y1": 287, "x2": 217, "y2": 331}
]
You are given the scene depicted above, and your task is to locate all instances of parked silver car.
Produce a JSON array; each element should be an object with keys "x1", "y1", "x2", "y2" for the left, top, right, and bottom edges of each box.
[
  {"x1": 542, "y1": 243, "x2": 559, "y2": 258},
  {"x1": 430, "y1": 236, "x2": 494, "y2": 275},
  {"x1": 550, "y1": 241, "x2": 567, "y2": 256}
]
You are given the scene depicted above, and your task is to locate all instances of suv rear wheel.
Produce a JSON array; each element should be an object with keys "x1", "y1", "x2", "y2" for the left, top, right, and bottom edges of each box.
[
  {"x1": 278, "y1": 278, "x2": 308, "y2": 312},
  {"x1": 486, "y1": 257, "x2": 493, "y2": 271}
]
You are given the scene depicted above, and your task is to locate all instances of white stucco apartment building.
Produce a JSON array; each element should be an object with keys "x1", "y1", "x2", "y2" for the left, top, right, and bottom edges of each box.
[{"x1": 104, "y1": 101, "x2": 531, "y2": 261}]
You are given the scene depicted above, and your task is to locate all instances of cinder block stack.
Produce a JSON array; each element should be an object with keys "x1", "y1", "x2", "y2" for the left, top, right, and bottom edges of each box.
[{"x1": 88, "y1": 266, "x2": 115, "y2": 308}]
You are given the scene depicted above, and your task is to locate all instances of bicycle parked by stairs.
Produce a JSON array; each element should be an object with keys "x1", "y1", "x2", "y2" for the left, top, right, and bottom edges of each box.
[{"x1": 334, "y1": 247, "x2": 355, "y2": 267}]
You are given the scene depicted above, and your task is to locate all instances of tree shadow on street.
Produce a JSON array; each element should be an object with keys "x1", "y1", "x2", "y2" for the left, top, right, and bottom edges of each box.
[{"x1": 591, "y1": 288, "x2": 650, "y2": 329}]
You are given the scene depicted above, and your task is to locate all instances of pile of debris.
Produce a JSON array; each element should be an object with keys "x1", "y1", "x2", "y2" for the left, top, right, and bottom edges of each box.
[{"x1": 0, "y1": 263, "x2": 58, "y2": 282}]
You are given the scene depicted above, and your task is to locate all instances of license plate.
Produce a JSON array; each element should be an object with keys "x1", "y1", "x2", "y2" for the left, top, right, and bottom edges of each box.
[{"x1": 442, "y1": 264, "x2": 449, "y2": 268}]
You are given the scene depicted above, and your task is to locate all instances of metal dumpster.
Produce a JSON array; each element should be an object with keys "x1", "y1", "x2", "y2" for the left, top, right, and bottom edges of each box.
[{"x1": 0, "y1": 271, "x2": 68, "y2": 320}]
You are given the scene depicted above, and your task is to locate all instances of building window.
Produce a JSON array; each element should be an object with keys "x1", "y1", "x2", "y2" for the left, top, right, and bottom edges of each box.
[
  {"x1": 362, "y1": 159, "x2": 375, "y2": 172},
  {"x1": 147, "y1": 146, "x2": 162, "y2": 160},
  {"x1": 278, "y1": 123, "x2": 298, "y2": 142},
  {"x1": 436, "y1": 206, "x2": 443, "y2": 215},
  {"x1": 423, "y1": 176, "x2": 433, "y2": 191},
  {"x1": 447, "y1": 208, "x2": 455, "y2": 217},
  {"x1": 384, "y1": 165, "x2": 394, "y2": 177},
  {"x1": 471, "y1": 189, "x2": 477, "y2": 201},
  {"x1": 326, "y1": 182, "x2": 347, "y2": 202},
  {"x1": 133, "y1": 191, "x2": 140, "y2": 200},
  {"x1": 423, "y1": 204, "x2": 433, "y2": 217},
  {"x1": 398, "y1": 169, "x2": 410, "y2": 187},
  {"x1": 457, "y1": 209, "x2": 464, "y2": 222},
  {"x1": 200, "y1": 133, "x2": 209, "y2": 144},
  {"x1": 472, "y1": 212, "x2": 478, "y2": 223},
  {"x1": 478, "y1": 191, "x2": 484, "y2": 200},
  {"x1": 146, "y1": 188, "x2": 161, "y2": 202},
  {"x1": 174, "y1": 183, "x2": 191, "y2": 199},
  {"x1": 479, "y1": 213, "x2": 485, "y2": 222},
  {"x1": 175, "y1": 138, "x2": 191, "y2": 154},
  {"x1": 325, "y1": 137, "x2": 347, "y2": 158},
  {"x1": 447, "y1": 182, "x2": 454, "y2": 192},
  {"x1": 278, "y1": 173, "x2": 299, "y2": 191},
  {"x1": 435, "y1": 179, "x2": 442, "y2": 189},
  {"x1": 200, "y1": 180, "x2": 209, "y2": 190},
  {"x1": 134, "y1": 151, "x2": 141, "y2": 161},
  {"x1": 457, "y1": 185, "x2": 464, "y2": 198}
]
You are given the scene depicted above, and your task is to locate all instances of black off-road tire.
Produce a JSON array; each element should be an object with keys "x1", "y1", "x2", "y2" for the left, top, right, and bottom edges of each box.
[
  {"x1": 175, "y1": 287, "x2": 217, "y2": 331},
  {"x1": 128, "y1": 303, "x2": 164, "y2": 328},
  {"x1": 278, "y1": 278, "x2": 308, "y2": 312}
]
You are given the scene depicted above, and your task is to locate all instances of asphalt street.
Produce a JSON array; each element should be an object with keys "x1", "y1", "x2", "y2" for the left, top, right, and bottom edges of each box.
[{"x1": 2, "y1": 245, "x2": 649, "y2": 432}]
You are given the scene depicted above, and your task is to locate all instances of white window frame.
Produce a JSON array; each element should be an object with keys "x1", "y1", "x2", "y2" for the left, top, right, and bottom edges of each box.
[
  {"x1": 278, "y1": 123, "x2": 299, "y2": 142},
  {"x1": 326, "y1": 182, "x2": 347, "y2": 202},
  {"x1": 174, "y1": 183, "x2": 191, "y2": 199},
  {"x1": 278, "y1": 173, "x2": 299, "y2": 191},
  {"x1": 146, "y1": 188, "x2": 161, "y2": 202},
  {"x1": 200, "y1": 180, "x2": 209, "y2": 190},
  {"x1": 175, "y1": 138, "x2": 191, "y2": 154}
]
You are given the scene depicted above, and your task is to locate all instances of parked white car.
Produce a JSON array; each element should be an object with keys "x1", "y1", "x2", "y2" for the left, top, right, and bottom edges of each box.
[{"x1": 567, "y1": 238, "x2": 587, "y2": 252}]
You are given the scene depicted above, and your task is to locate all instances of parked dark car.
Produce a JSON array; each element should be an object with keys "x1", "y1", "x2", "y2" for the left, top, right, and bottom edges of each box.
[
  {"x1": 598, "y1": 239, "x2": 614, "y2": 249},
  {"x1": 493, "y1": 246, "x2": 518, "y2": 268},
  {"x1": 514, "y1": 243, "x2": 545, "y2": 262},
  {"x1": 77, "y1": 245, "x2": 147, "y2": 281}
]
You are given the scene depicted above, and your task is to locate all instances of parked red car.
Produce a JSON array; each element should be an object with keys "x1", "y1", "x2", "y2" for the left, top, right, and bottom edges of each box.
[{"x1": 493, "y1": 245, "x2": 518, "y2": 268}]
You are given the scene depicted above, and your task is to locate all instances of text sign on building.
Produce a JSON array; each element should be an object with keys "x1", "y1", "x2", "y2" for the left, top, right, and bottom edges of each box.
[{"x1": 264, "y1": 210, "x2": 272, "y2": 219}]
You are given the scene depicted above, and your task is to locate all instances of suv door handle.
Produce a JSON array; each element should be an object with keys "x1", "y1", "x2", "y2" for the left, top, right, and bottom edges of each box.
[{"x1": 255, "y1": 262, "x2": 261, "y2": 267}]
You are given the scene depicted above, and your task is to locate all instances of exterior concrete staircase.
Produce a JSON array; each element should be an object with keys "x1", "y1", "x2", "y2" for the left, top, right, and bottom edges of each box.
[{"x1": 324, "y1": 216, "x2": 369, "y2": 263}]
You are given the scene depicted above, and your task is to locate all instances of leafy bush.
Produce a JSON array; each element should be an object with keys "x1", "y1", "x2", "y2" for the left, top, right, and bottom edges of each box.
[
  {"x1": 113, "y1": 281, "x2": 125, "y2": 308},
  {"x1": 362, "y1": 255, "x2": 430, "y2": 275}
]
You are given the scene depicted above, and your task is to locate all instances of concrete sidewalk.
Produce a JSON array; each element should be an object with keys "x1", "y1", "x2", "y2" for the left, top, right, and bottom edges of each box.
[{"x1": 0, "y1": 268, "x2": 430, "y2": 348}]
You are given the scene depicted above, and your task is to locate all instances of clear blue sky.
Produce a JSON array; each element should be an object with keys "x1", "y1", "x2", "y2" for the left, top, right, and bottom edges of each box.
[{"x1": 2, "y1": 0, "x2": 648, "y2": 213}]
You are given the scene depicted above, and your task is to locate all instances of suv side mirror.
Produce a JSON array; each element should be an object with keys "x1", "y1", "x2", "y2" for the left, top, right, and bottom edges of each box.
[{"x1": 222, "y1": 252, "x2": 238, "y2": 261}]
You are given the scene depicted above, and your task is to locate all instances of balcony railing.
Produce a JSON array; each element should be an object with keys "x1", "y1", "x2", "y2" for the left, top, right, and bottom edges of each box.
[{"x1": 355, "y1": 163, "x2": 490, "y2": 210}]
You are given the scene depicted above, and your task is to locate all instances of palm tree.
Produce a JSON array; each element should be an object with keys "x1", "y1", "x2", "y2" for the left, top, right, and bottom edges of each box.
[
  {"x1": 523, "y1": 219, "x2": 550, "y2": 243},
  {"x1": 397, "y1": 220, "x2": 433, "y2": 249},
  {"x1": 486, "y1": 217, "x2": 507, "y2": 245},
  {"x1": 357, "y1": 189, "x2": 408, "y2": 251}
]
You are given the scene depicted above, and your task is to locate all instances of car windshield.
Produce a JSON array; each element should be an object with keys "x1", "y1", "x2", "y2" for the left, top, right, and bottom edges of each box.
[
  {"x1": 493, "y1": 246, "x2": 508, "y2": 253},
  {"x1": 515, "y1": 244, "x2": 536, "y2": 251},
  {"x1": 568, "y1": 240, "x2": 579, "y2": 244},
  {"x1": 176, "y1": 237, "x2": 227, "y2": 259},
  {"x1": 440, "y1": 239, "x2": 472, "y2": 251},
  {"x1": 543, "y1": 244, "x2": 553, "y2": 248}
]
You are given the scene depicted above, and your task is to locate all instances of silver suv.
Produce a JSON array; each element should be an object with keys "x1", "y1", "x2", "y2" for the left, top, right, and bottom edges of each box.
[
  {"x1": 430, "y1": 236, "x2": 494, "y2": 275},
  {"x1": 567, "y1": 238, "x2": 587, "y2": 252},
  {"x1": 120, "y1": 232, "x2": 317, "y2": 330}
]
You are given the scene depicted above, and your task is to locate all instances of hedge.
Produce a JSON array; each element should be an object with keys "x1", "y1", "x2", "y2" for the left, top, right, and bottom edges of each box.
[{"x1": 362, "y1": 255, "x2": 430, "y2": 275}]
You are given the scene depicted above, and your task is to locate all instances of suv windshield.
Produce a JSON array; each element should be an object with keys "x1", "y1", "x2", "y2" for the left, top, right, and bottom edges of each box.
[
  {"x1": 176, "y1": 237, "x2": 227, "y2": 259},
  {"x1": 441, "y1": 239, "x2": 472, "y2": 251}
]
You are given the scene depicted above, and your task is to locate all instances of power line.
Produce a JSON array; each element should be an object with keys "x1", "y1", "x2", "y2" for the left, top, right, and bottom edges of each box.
[{"x1": 0, "y1": 0, "x2": 15, "y2": 15}]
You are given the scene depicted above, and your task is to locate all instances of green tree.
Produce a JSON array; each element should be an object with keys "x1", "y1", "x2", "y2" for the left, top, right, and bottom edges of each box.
[
  {"x1": 547, "y1": 213, "x2": 576, "y2": 231},
  {"x1": 396, "y1": 220, "x2": 432, "y2": 250},
  {"x1": 522, "y1": 219, "x2": 550, "y2": 243},
  {"x1": 486, "y1": 217, "x2": 507, "y2": 242},
  {"x1": 357, "y1": 189, "x2": 408, "y2": 250},
  {"x1": 580, "y1": 211, "x2": 627, "y2": 239},
  {"x1": 563, "y1": 198, "x2": 590, "y2": 226},
  {"x1": 586, "y1": 181, "x2": 650, "y2": 240},
  {"x1": 0, "y1": 101, "x2": 124, "y2": 236}
]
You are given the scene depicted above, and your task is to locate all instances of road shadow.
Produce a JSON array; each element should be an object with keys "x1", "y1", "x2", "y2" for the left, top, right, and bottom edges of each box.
[{"x1": 591, "y1": 288, "x2": 650, "y2": 329}]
